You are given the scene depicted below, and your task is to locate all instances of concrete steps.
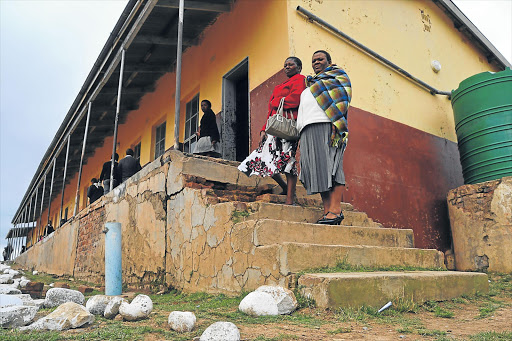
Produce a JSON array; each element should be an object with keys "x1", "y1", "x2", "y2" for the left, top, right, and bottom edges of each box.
[
  {"x1": 178, "y1": 153, "x2": 488, "y2": 307},
  {"x1": 246, "y1": 202, "x2": 381, "y2": 227},
  {"x1": 298, "y1": 271, "x2": 489, "y2": 309},
  {"x1": 274, "y1": 242, "x2": 445, "y2": 273},
  {"x1": 244, "y1": 219, "x2": 413, "y2": 248}
]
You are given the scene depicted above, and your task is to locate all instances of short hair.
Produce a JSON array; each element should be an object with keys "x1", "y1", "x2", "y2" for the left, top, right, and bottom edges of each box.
[
  {"x1": 91, "y1": 178, "x2": 98, "y2": 183},
  {"x1": 286, "y1": 56, "x2": 302, "y2": 70},
  {"x1": 313, "y1": 50, "x2": 332, "y2": 63},
  {"x1": 201, "y1": 100, "x2": 212, "y2": 108},
  {"x1": 126, "y1": 148, "x2": 134, "y2": 156}
]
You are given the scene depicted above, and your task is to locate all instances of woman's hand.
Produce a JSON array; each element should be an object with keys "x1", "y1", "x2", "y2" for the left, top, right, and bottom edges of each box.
[{"x1": 259, "y1": 131, "x2": 267, "y2": 146}]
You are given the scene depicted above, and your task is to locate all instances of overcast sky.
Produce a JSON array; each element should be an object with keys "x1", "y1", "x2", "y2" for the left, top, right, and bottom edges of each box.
[{"x1": 1, "y1": 0, "x2": 511, "y2": 257}]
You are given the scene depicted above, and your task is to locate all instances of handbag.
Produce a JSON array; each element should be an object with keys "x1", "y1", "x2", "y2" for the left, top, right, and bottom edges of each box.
[{"x1": 265, "y1": 97, "x2": 299, "y2": 140}]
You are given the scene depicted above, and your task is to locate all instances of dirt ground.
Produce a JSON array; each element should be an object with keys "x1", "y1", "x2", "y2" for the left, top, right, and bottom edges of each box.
[{"x1": 236, "y1": 298, "x2": 512, "y2": 341}]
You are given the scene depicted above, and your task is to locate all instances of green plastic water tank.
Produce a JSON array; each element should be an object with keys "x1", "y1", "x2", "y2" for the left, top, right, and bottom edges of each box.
[{"x1": 451, "y1": 68, "x2": 512, "y2": 184}]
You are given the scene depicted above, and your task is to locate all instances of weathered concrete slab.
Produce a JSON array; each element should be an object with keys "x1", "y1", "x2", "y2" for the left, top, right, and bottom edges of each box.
[
  {"x1": 278, "y1": 242, "x2": 445, "y2": 274},
  {"x1": 298, "y1": 271, "x2": 489, "y2": 309},
  {"x1": 249, "y1": 219, "x2": 413, "y2": 248}
]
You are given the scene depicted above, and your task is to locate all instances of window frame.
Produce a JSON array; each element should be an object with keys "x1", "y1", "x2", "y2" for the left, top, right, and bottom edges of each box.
[
  {"x1": 183, "y1": 94, "x2": 200, "y2": 153},
  {"x1": 154, "y1": 122, "x2": 166, "y2": 159}
]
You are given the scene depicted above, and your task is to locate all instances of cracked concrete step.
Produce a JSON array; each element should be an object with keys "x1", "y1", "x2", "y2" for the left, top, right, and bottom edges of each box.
[
  {"x1": 247, "y1": 202, "x2": 381, "y2": 227},
  {"x1": 274, "y1": 242, "x2": 445, "y2": 273},
  {"x1": 248, "y1": 219, "x2": 413, "y2": 248},
  {"x1": 298, "y1": 271, "x2": 489, "y2": 309},
  {"x1": 256, "y1": 193, "x2": 324, "y2": 206}
]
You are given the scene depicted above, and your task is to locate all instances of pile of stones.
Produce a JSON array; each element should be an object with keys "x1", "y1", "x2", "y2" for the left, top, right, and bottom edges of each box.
[{"x1": 1, "y1": 262, "x2": 298, "y2": 340}]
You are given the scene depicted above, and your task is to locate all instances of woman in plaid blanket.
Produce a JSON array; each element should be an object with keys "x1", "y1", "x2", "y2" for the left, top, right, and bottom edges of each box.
[{"x1": 297, "y1": 50, "x2": 352, "y2": 225}]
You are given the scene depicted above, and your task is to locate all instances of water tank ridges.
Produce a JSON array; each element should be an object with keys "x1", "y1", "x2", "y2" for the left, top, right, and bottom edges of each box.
[{"x1": 451, "y1": 68, "x2": 512, "y2": 184}]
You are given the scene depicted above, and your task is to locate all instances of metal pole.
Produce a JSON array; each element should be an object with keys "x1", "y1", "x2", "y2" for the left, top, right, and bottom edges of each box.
[
  {"x1": 47, "y1": 159, "x2": 56, "y2": 233},
  {"x1": 174, "y1": 0, "x2": 184, "y2": 149},
  {"x1": 32, "y1": 187, "x2": 38, "y2": 246},
  {"x1": 110, "y1": 49, "x2": 126, "y2": 192},
  {"x1": 27, "y1": 195, "x2": 33, "y2": 250},
  {"x1": 39, "y1": 173, "x2": 46, "y2": 241},
  {"x1": 13, "y1": 222, "x2": 18, "y2": 259},
  {"x1": 59, "y1": 134, "x2": 71, "y2": 226},
  {"x1": 74, "y1": 102, "x2": 92, "y2": 215}
]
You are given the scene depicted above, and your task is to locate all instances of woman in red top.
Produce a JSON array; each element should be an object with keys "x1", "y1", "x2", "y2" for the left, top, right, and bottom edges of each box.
[{"x1": 239, "y1": 57, "x2": 306, "y2": 205}]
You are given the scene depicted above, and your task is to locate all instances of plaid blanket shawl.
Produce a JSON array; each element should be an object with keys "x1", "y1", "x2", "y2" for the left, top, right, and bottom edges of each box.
[{"x1": 307, "y1": 65, "x2": 352, "y2": 147}]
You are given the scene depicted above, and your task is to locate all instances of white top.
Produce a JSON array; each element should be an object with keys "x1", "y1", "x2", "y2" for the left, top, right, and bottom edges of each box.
[{"x1": 296, "y1": 88, "x2": 330, "y2": 133}]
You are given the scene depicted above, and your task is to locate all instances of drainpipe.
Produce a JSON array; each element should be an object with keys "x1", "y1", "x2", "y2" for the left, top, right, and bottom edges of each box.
[
  {"x1": 296, "y1": 6, "x2": 452, "y2": 97},
  {"x1": 174, "y1": 0, "x2": 185, "y2": 149},
  {"x1": 103, "y1": 222, "x2": 122, "y2": 295},
  {"x1": 74, "y1": 102, "x2": 92, "y2": 216},
  {"x1": 111, "y1": 49, "x2": 126, "y2": 192}
]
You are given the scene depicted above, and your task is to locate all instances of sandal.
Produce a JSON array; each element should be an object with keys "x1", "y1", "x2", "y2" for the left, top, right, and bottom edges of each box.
[{"x1": 316, "y1": 211, "x2": 344, "y2": 225}]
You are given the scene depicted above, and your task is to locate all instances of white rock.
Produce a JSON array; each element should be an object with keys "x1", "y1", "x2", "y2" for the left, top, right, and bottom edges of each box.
[
  {"x1": 119, "y1": 294, "x2": 153, "y2": 321},
  {"x1": 8, "y1": 269, "x2": 20, "y2": 276},
  {"x1": 49, "y1": 283, "x2": 55, "y2": 287},
  {"x1": 168, "y1": 311, "x2": 196, "y2": 332},
  {"x1": 19, "y1": 278, "x2": 31, "y2": 288},
  {"x1": 0, "y1": 284, "x2": 21, "y2": 294},
  {"x1": 2, "y1": 269, "x2": 10, "y2": 274},
  {"x1": 104, "y1": 297, "x2": 127, "y2": 319},
  {"x1": 44, "y1": 288, "x2": 85, "y2": 308},
  {"x1": 0, "y1": 294, "x2": 23, "y2": 307},
  {"x1": 255, "y1": 285, "x2": 298, "y2": 315},
  {"x1": 11, "y1": 294, "x2": 44, "y2": 308},
  {"x1": 86, "y1": 295, "x2": 118, "y2": 315},
  {"x1": 239, "y1": 291, "x2": 279, "y2": 316},
  {"x1": 32, "y1": 271, "x2": 38, "y2": 275},
  {"x1": 20, "y1": 302, "x2": 94, "y2": 331},
  {"x1": 0, "y1": 264, "x2": 10, "y2": 272},
  {"x1": 0, "y1": 305, "x2": 38, "y2": 328},
  {"x1": 0, "y1": 274, "x2": 13, "y2": 284},
  {"x1": 11, "y1": 278, "x2": 21, "y2": 289},
  {"x1": 199, "y1": 322, "x2": 240, "y2": 341}
]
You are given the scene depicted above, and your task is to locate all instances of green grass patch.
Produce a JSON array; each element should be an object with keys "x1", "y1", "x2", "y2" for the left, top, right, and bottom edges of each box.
[
  {"x1": 254, "y1": 335, "x2": 300, "y2": 341},
  {"x1": 469, "y1": 331, "x2": 512, "y2": 340},
  {"x1": 297, "y1": 260, "x2": 446, "y2": 276},
  {"x1": 231, "y1": 209, "x2": 250, "y2": 224},
  {"x1": 327, "y1": 326, "x2": 352, "y2": 334},
  {"x1": 478, "y1": 300, "x2": 505, "y2": 319}
]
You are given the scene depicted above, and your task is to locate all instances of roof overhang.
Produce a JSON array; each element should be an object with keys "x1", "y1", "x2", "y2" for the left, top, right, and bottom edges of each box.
[
  {"x1": 433, "y1": 0, "x2": 511, "y2": 69},
  {"x1": 10, "y1": 0, "x2": 234, "y2": 227}
]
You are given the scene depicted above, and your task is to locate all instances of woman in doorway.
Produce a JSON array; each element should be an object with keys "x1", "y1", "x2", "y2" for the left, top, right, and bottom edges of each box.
[
  {"x1": 238, "y1": 57, "x2": 306, "y2": 205},
  {"x1": 297, "y1": 50, "x2": 352, "y2": 224},
  {"x1": 193, "y1": 100, "x2": 221, "y2": 157}
]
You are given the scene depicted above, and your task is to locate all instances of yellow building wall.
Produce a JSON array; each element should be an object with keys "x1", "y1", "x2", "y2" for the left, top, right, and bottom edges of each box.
[
  {"x1": 38, "y1": 0, "x2": 290, "y2": 228},
  {"x1": 287, "y1": 0, "x2": 501, "y2": 142}
]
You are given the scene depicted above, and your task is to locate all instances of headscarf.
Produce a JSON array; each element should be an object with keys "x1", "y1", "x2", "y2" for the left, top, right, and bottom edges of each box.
[{"x1": 307, "y1": 65, "x2": 352, "y2": 147}]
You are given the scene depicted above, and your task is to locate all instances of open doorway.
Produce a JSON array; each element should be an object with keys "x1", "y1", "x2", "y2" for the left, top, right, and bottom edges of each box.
[{"x1": 222, "y1": 58, "x2": 249, "y2": 161}]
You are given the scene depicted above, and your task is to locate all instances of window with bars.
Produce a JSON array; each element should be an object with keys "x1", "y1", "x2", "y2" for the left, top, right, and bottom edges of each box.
[
  {"x1": 183, "y1": 94, "x2": 199, "y2": 153},
  {"x1": 133, "y1": 141, "x2": 141, "y2": 161},
  {"x1": 154, "y1": 122, "x2": 166, "y2": 159}
]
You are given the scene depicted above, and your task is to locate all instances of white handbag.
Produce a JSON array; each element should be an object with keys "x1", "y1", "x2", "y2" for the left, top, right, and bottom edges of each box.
[{"x1": 265, "y1": 98, "x2": 299, "y2": 140}]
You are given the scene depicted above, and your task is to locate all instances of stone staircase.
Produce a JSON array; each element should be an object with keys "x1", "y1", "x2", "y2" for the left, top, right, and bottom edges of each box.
[{"x1": 174, "y1": 152, "x2": 489, "y2": 309}]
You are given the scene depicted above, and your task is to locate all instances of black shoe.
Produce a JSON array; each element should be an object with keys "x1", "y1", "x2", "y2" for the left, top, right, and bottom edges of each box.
[{"x1": 316, "y1": 211, "x2": 344, "y2": 225}]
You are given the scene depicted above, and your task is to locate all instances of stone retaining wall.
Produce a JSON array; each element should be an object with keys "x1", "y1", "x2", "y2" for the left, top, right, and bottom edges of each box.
[
  {"x1": 16, "y1": 150, "x2": 278, "y2": 292},
  {"x1": 447, "y1": 176, "x2": 512, "y2": 273}
]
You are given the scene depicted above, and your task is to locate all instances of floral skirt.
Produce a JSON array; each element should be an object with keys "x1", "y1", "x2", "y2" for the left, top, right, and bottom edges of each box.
[{"x1": 238, "y1": 134, "x2": 298, "y2": 177}]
